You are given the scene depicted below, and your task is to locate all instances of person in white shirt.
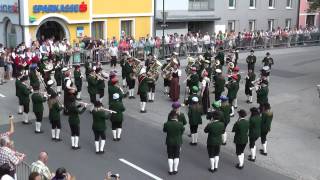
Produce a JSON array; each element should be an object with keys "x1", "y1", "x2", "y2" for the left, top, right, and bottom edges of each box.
[
  {"x1": 203, "y1": 32, "x2": 211, "y2": 51},
  {"x1": 109, "y1": 43, "x2": 118, "y2": 69}
]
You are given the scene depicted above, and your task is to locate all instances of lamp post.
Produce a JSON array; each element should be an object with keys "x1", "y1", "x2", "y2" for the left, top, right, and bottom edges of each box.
[{"x1": 160, "y1": 0, "x2": 167, "y2": 60}]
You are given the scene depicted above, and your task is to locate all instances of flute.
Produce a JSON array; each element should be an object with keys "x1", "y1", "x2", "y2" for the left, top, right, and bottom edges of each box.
[{"x1": 99, "y1": 107, "x2": 117, "y2": 114}]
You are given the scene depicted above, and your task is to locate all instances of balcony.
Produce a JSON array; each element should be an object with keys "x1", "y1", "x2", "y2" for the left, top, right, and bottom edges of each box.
[{"x1": 189, "y1": 0, "x2": 214, "y2": 11}]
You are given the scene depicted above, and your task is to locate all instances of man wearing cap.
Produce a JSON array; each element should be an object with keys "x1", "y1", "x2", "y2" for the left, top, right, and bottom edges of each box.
[
  {"x1": 232, "y1": 109, "x2": 249, "y2": 169},
  {"x1": 124, "y1": 57, "x2": 136, "y2": 99},
  {"x1": 31, "y1": 84, "x2": 47, "y2": 133},
  {"x1": 226, "y1": 74, "x2": 239, "y2": 116},
  {"x1": 20, "y1": 76, "x2": 32, "y2": 124},
  {"x1": 248, "y1": 107, "x2": 261, "y2": 162},
  {"x1": 220, "y1": 96, "x2": 231, "y2": 145},
  {"x1": 163, "y1": 112, "x2": 185, "y2": 175},
  {"x1": 186, "y1": 67, "x2": 199, "y2": 94},
  {"x1": 214, "y1": 69, "x2": 225, "y2": 101},
  {"x1": 54, "y1": 59, "x2": 63, "y2": 94},
  {"x1": 246, "y1": 49, "x2": 256, "y2": 71},
  {"x1": 245, "y1": 69, "x2": 256, "y2": 103},
  {"x1": 138, "y1": 68, "x2": 152, "y2": 113},
  {"x1": 87, "y1": 69, "x2": 98, "y2": 112},
  {"x1": 260, "y1": 103, "x2": 273, "y2": 156},
  {"x1": 109, "y1": 93, "x2": 126, "y2": 141},
  {"x1": 108, "y1": 78, "x2": 124, "y2": 105},
  {"x1": 74, "y1": 65, "x2": 83, "y2": 100},
  {"x1": 262, "y1": 52, "x2": 274, "y2": 69},
  {"x1": 256, "y1": 80, "x2": 269, "y2": 110},
  {"x1": 185, "y1": 86, "x2": 200, "y2": 106},
  {"x1": 188, "y1": 96, "x2": 203, "y2": 145},
  {"x1": 167, "y1": 102, "x2": 187, "y2": 126},
  {"x1": 205, "y1": 111, "x2": 225, "y2": 173},
  {"x1": 92, "y1": 101, "x2": 110, "y2": 154}
]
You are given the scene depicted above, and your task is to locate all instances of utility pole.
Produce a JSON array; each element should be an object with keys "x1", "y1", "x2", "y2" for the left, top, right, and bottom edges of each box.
[{"x1": 160, "y1": 0, "x2": 168, "y2": 60}]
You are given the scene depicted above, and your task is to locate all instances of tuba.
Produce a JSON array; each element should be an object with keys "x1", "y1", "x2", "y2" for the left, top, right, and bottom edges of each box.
[
  {"x1": 161, "y1": 58, "x2": 178, "y2": 80},
  {"x1": 147, "y1": 60, "x2": 163, "y2": 82},
  {"x1": 130, "y1": 58, "x2": 142, "y2": 80}
]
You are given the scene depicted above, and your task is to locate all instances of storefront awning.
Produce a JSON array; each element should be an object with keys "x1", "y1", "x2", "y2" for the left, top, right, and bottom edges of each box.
[{"x1": 155, "y1": 10, "x2": 220, "y2": 22}]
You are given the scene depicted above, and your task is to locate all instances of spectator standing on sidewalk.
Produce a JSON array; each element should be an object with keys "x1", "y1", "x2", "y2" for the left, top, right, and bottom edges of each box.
[{"x1": 30, "y1": 152, "x2": 52, "y2": 180}]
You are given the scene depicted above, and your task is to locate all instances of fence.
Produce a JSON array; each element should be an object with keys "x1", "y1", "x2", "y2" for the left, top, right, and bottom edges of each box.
[{"x1": 16, "y1": 161, "x2": 31, "y2": 180}]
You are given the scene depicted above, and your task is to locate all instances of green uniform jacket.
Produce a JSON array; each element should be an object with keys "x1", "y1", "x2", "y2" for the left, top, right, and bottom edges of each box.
[
  {"x1": 188, "y1": 105, "x2": 203, "y2": 126},
  {"x1": 215, "y1": 76, "x2": 225, "y2": 93},
  {"x1": 124, "y1": 63, "x2": 134, "y2": 80},
  {"x1": 74, "y1": 71, "x2": 82, "y2": 87},
  {"x1": 49, "y1": 102, "x2": 63, "y2": 121},
  {"x1": 31, "y1": 93, "x2": 46, "y2": 113},
  {"x1": 167, "y1": 112, "x2": 187, "y2": 126},
  {"x1": 249, "y1": 115, "x2": 262, "y2": 139},
  {"x1": 87, "y1": 75, "x2": 98, "y2": 95},
  {"x1": 186, "y1": 94, "x2": 200, "y2": 106},
  {"x1": 108, "y1": 85, "x2": 123, "y2": 104},
  {"x1": 20, "y1": 83, "x2": 31, "y2": 104},
  {"x1": 187, "y1": 74, "x2": 200, "y2": 89},
  {"x1": 216, "y1": 52, "x2": 225, "y2": 66},
  {"x1": 68, "y1": 103, "x2": 86, "y2": 125},
  {"x1": 138, "y1": 77, "x2": 151, "y2": 95},
  {"x1": 84, "y1": 62, "x2": 90, "y2": 77},
  {"x1": 54, "y1": 67, "x2": 63, "y2": 81},
  {"x1": 92, "y1": 110, "x2": 109, "y2": 131},
  {"x1": 110, "y1": 101, "x2": 126, "y2": 123},
  {"x1": 15, "y1": 79, "x2": 22, "y2": 98},
  {"x1": 214, "y1": 109, "x2": 225, "y2": 124},
  {"x1": 163, "y1": 120, "x2": 185, "y2": 146},
  {"x1": 29, "y1": 71, "x2": 40, "y2": 88},
  {"x1": 220, "y1": 104, "x2": 231, "y2": 125},
  {"x1": 97, "y1": 79, "x2": 105, "y2": 91},
  {"x1": 232, "y1": 119, "x2": 249, "y2": 144},
  {"x1": 204, "y1": 120, "x2": 225, "y2": 146},
  {"x1": 227, "y1": 81, "x2": 239, "y2": 100},
  {"x1": 257, "y1": 87, "x2": 269, "y2": 104},
  {"x1": 261, "y1": 111, "x2": 273, "y2": 134},
  {"x1": 236, "y1": 74, "x2": 241, "y2": 83}
]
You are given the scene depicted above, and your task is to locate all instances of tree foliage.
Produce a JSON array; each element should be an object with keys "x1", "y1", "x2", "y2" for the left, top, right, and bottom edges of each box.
[{"x1": 308, "y1": 0, "x2": 320, "y2": 12}]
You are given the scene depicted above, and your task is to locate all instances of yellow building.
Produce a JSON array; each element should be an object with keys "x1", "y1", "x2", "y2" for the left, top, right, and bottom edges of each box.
[{"x1": 0, "y1": 0, "x2": 153, "y2": 46}]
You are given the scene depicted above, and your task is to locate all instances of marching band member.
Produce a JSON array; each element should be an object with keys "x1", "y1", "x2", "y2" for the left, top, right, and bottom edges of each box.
[
  {"x1": 161, "y1": 58, "x2": 171, "y2": 94},
  {"x1": 74, "y1": 65, "x2": 83, "y2": 100},
  {"x1": 163, "y1": 111, "x2": 185, "y2": 175},
  {"x1": 232, "y1": 66, "x2": 241, "y2": 109},
  {"x1": 215, "y1": 47, "x2": 225, "y2": 67},
  {"x1": 246, "y1": 49, "x2": 257, "y2": 72},
  {"x1": 108, "y1": 78, "x2": 124, "y2": 105},
  {"x1": 262, "y1": 52, "x2": 274, "y2": 70},
  {"x1": 214, "y1": 69, "x2": 225, "y2": 101},
  {"x1": 232, "y1": 109, "x2": 249, "y2": 170},
  {"x1": 20, "y1": 75, "x2": 32, "y2": 124},
  {"x1": 220, "y1": 96, "x2": 231, "y2": 145},
  {"x1": 138, "y1": 68, "x2": 152, "y2": 113},
  {"x1": 248, "y1": 107, "x2": 261, "y2": 162},
  {"x1": 110, "y1": 93, "x2": 126, "y2": 141},
  {"x1": 185, "y1": 86, "x2": 200, "y2": 106},
  {"x1": 46, "y1": 80, "x2": 56, "y2": 97},
  {"x1": 120, "y1": 52, "x2": 129, "y2": 89},
  {"x1": 169, "y1": 62, "x2": 181, "y2": 102},
  {"x1": 205, "y1": 111, "x2": 225, "y2": 173},
  {"x1": 29, "y1": 64, "x2": 40, "y2": 90},
  {"x1": 226, "y1": 74, "x2": 239, "y2": 117},
  {"x1": 245, "y1": 69, "x2": 256, "y2": 103},
  {"x1": 186, "y1": 67, "x2": 199, "y2": 94},
  {"x1": 167, "y1": 102, "x2": 187, "y2": 126},
  {"x1": 95, "y1": 67, "x2": 105, "y2": 102},
  {"x1": 256, "y1": 80, "x2": 269, "y2": 110},
  {"x1": 63, "y1": 69, "x2": 76, "y2": 114},
  {"x1": 48, "y1": 93, "x2": 63, "y2": 141},
  {"x1": 201, "y1": 71, "x2": 210, "y2": 114},
  {"x1": 15, "y1": 72, "x2": 23, "y2": 114},
  {"x1": 31, "y1": 84, "x2": 47, "y2": 133},
  {"x1": 54, "y1": 59, "x2": 63, "y2": 94},
  {"x1": 87, "y1": 69, "x2": 98, "y2": 112},
  {"x1": 125, "y1": 58, "x2": 136, "y2": 99},
  {"x1": 92, "y1": 101, "x2": 109, "y2": 154},
  {"x1": 188, "y1": 96, "x2": 203, "y2": 146},
  {"x1": 68, "y1": 98, "x2": 87, "y2": 150},
  {"x1": 260, "y1": 103, "x2": 273, "y2": 156},
  {"x1": 146, "y1": 56, "x2": 157, "y2": 102},
  {"x1": 24, "y1": 48, "x2": 32, "y2": 75}
]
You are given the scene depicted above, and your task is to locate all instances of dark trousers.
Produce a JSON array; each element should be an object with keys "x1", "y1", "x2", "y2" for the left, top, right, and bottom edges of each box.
[
  {"x1": 167, "y1": 145, "x2": 181, "y2": 159},
  {"x1": 140, "y1": 93, "x2": 147, "y2": 102},
  {"x1": 215, "y1": 91, "x2": 222, "y2": 101},
  {"x1": 236, "y1": 144, "x2": 247, "y2": 155},
  {"x1": 89, "y1": 93, "x2": 96, "y2": 104},
  {"x1": 261, "y1": 132, "x2": 268, "y2": 144},
  {"x1": 207, "y1": 145, "x2": 221, "y2": 158},
  {"x1": 190, "y1": 125, "x2": 199, "y2": 134},
  {"x1": 93, "y1": 130, "x2": 106, "y2": 141},
  {"x1": 34, "y1": 111, "x2": 43, "y2": 122},
  {"x1": 249, "y1": 137, "x2": 259, "y2": 148},
  {"x1": 51, "y1": 120, "x2": 61, "y2": 129},
  {"x1": 111, "y1": 121, "x2": 122, "y2": 130},
  {"x1": 148, "y1": 83, "x2": 155, "y2": 92},
  {"x1": 23, "y1": 102, "x2": 29, "y2": 113},
  {"x1": 70, "y1": 124, "x2": 80, "y2": 136}
]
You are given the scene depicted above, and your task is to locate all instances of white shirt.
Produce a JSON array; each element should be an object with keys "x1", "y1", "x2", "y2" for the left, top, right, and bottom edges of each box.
[
  {"x1": 109, "y1": 46, "x2": 118, "y2": 57},
  {"x1": 173, "y1": 69, "x2": 182, "y2": 77},
  {"x1": 1, "y1": 175, "x2": 14, "y2": 180},
  {"x1": 65, "y1": 77, "x2": 72, "y2": 89},
  {"x1": 203, "y1": 35, "x2": 211, "y2": 45}
]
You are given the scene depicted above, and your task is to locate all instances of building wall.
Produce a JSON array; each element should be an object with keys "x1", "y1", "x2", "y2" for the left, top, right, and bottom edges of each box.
[
  {"x1": 298, "y1": 0, "x2": 320, "y2": 27},
  {"x1": 214, "y1": 0, "x2": 299, "y2": 32},
  {"x1": 93, "y1": 0, "x2": 153, "y2": 14},
  {"x1": 156, "y1": 0, "x2": 188, "y2": 11}
]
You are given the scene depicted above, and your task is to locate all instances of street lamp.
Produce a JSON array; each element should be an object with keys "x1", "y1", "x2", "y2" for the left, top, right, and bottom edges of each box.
[{"x1": 160, "y1": 0, "x2": 168, "y2": 60}]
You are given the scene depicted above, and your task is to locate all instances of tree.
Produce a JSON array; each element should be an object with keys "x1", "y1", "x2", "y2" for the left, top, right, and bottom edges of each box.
[{"x1": 308, "y1": 0, "x2": 320, "y2": 12}]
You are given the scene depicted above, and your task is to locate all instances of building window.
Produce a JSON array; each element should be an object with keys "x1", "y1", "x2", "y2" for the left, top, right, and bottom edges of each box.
[
  {"x1": 91, "y1": 21, "x2": 104, "y2": 40},
  {"x1": 249, "y1": 20, "x2": 256, "y2": 31},
  {"x1": 268, "y1": 19, "x2": 274, "y2": 31},
  {"x1": 286, "y1": 0, "x2": 292, "y2": 8},
  {"x1": 285, "y1": 19, "x2": 291, "y2": 29},
  {"x1": 121, "y1": 20, "x2": 133, "y2": 37},
  {"x1": 189, "y1": 0, "x2": 214, "y2": 10},
  {"x1": 306, "y1": 15, "x2": 315, "y2": 27},
  {"x1": 268, "y1": 0, "x2": 275, "y2": 8},
  {"x1": 229, "y1": 0, "x2": 236, "y2": 9},
  {"x1": 228, "y1": 20, "x2": 235, "y2": 32},
  {"x1": 249, "y1": 0, "x2": 256, "y2": 8}
]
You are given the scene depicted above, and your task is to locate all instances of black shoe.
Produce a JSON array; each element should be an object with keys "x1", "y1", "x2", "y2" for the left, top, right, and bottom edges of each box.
[
  {"x1": 248, "y1": 155, "x2": 256, "y2": 162},
  {"x1": 100, "y1": 151, "x2": 105, "y2": 154},
  {"x1": 51, "y1": 138, "x2": 56, "y2": 141},
  {"x1": 246, "y1": 100, "x2": 250, "y2": 103},
  {"x1": 148, "y1": 100, "x2": 152, "y2": 102},
  {"x1": 249, "y1": 101, "x2": 253, "y2": 104},
  {"x1": 222, "y1": 142, "x2": 227, "y2": 146},
  {"x1": 187, "y1": 134, "x2": 191, "y2": 137},
  {"x1": 189, "y1": 142, "x2": 197, "y2": 146},
  {"x1": 35, "y1": 130, "x2": 44, "y2": 134},
  {"x1": 117, "y1": 138, "x2": 121, "y2": 141},
  {"x1": 173, "y1": 171, "x2": 178, "y2": 175},
  {"x1": 259, "y1": 149, "x2": 268, "y2": 156},
  {"x1": 96, "y1": 151, "x2": 100, "y2": 154},
  {"x1": 140, "y1": 110, "x2": 147, "y2": 113},
  {"x1": 168, "y1": 171, "x2": 173, "y2": 175},
  {"x1": 55, "y1": 138, "x2": 62, "y2": 142},
  {"x1": 230, "y1": 114, "x2": 235, "y2": 117},
  {"x1": 22, "y1": 121, "x2": 31, "y2": 125},
  {"x1": 113, "y1": 138, "x2": 117, "y2": 141},
  {"x1": 208, "y1": 168, "x2": 215, "y2": 173},
  {"x1": 235, "y1": 164, "x2": 244, "y2": 170},
  {"x1": 234, "y1": 106, "x2": 238, "y2": 109},
  {"x1": 72, "y1": 146, "x2": 76, "y2": 150},
  {"x1": 213, "y1": 168, "x2": 218, "y2": 172},
  {"x1": 74, "y1": 146, "x2": 81, "y2": 150},
  {"x1": 18, "y1": 112, "x2": 23, "y2": 115},
  {"x1": 76, "y1": 98, "x2": 82, "y2": 100}
]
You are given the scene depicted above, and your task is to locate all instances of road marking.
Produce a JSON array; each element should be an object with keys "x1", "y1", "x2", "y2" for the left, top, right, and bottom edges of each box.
[
  {"x1": 119, "y1": 158, "x2": 163, "y2": 180},
  {"x1": 0, "y1": 93, "x2": 5, "y2": 98}
]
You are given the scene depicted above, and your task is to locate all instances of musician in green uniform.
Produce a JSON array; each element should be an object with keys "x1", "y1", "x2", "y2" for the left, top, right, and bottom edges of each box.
[
  {"x1": 232, "y1": 109, "x2": 249, "y2": 169},
  {"x1": 232, "y1": 66, "x2": 241, "y2": 109},
  {"x1": 46, "y1": 80, "x2": 57, "y2": 97},
  {"x1": 163, "y1": 112, "x2": 185, "y2": 175},
  {"x1": 226, "y1": 74, "x2": 239, "y2": 117},
  {"x1": 205, "y1": 111, "x2": 225, "y2": 173},
  {"x1": 108, "y1": 78, "x2": 124, "y2": 105},
  {"x1": 92, "y1": 102, "x2": 110, "y2": 154},
  {"x1": 29, "y1": 64, "x2": 40, "y2": 90},
  {"x1": 15, "y1": 72, "x2": 23, "y2": 114},
  {"x1": 48, "y1": 93, "x2": 63, "y2": 141},
  {"x1": 161, "y1": 58, "x2": 171, "y2": 94},
  {"x1": 84, "y1": 60, "x2": 91, "y2": 80},
  {"x1": 248, "y1": 107, "x2": 261, "y2": 162},
  {"x1": 209, "y1": 101, "x2": 225, "y2": 124},
  {"x1": 167, "y1": 102, "x2": 187, "y2": 126},
  {"x1": 246, "y1": 49, "x2": 257, "y2": 71},
  {"x1": 185, "y1": 86, "x2": 200, "y2": 106},
  {"x1": 245, "y1": 69, "x2": 256, "y2": 103},
  {"x1": 215, "y1": 47, "x2": 225, "y2": 67},
  {"x1": 31, "y1": 84, "x2": 47, "y2": 133},
  {"x1": 256, "y1": 80, "x2": 269, "y2": 110},
  {"x1": 220, "y1": 96, "x2": 231, "y2": 145},
  {"x1": 87, "y1": 69, "x2": 98, "y2": 112},
  {"x1": 188, "y1": 97, "x2": 203, "y2": 146},
  {"x1": 138, "y1": 68, "x2": 152, "y2": 113},
  {"x1": 110, "y1": 93, "x2": 126, "y2": 141},
  {"x1": 214, "y1": 69, "x2": 225, "y2": 101},
  {"x1": 54, "y1": 59, "x2": 63, "y2": 94},
  {"x1": 186, "y1": 67, "x2": 199, "y2": 94},
  {"x1": 260, "y1": 103, "x2": 273, "y2": 156},
  {"x1": 74, "y1": 65, "x2": 83, "y2": 100},
  {"x1": 124, "y1": 58, "x2": 136, "y2": 99},
  {"x1": 20, "y1": 76, "x2": 32, "y2": 124},
  {"x1": 120, "y1": 52, "x2": 128, "y2": 89},
  {"x1": 68, "y1": 99, "x2": 87, "y2": 150}
]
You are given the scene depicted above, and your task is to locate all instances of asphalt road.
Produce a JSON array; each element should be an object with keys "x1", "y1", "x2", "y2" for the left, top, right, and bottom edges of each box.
[{"x1": 2, "y1": 46, "x2": 320, "y2": 180}]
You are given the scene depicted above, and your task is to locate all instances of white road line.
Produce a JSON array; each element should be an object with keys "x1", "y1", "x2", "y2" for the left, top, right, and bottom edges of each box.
[
  {"x1": 0, "y1": 93, "x2": 5, "y2": 98},
  {"x1": 119, "y1": 158, "x2": 163, "y2": 180}
]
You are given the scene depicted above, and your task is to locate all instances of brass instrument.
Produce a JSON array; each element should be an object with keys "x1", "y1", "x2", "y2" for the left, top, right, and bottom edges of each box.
[
  {"x1": 161, "y1": 58, "x2": 178, "y2": 79},
  {"x1": 147, "y1": 60, "x2": 162, "y2": 82},
  {"x1": 130, "y1": 58, "x2": 142, "y2": 79}
]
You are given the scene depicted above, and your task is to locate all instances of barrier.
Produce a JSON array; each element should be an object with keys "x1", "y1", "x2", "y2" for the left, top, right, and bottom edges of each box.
[{"x1": 16, "y1": 161, "x2": 31, "y2": 180}]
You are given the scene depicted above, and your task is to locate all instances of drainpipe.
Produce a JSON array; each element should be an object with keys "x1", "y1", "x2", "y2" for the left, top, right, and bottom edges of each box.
[
  {"x1": 297, "y1": 0, "x2": 301, "y2": 28},
  {"x1": 153, "y1": 0, "x2": 156, "y2": 37},
  {"x1": 18, "y1": 0, "x2": 25, "y2": 44}
]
